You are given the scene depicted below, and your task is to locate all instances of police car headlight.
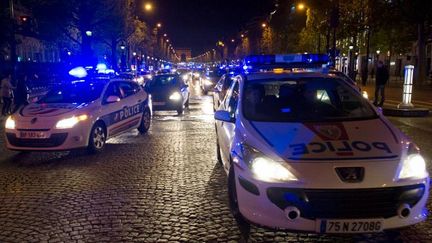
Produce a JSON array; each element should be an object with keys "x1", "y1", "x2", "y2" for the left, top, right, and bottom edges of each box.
[
  {"x1": 5, "y1": 116, "x2": 16, "y2": 129},
  {"x1": 362, "y1": 91, "x2": 369, "y2": 99},
  {"x1": 241, "y1": 144, "x2": 298, "y2": 182},
  {"x1": 398, "y1": 154, "x2": 427, "y2": 180},
  {"x1": 56, "y1": 115, "x2": 88, "y2": 129},
  {"x1": 169, "y1": 92, "x2": 182, "y2": 101},
  {"x1": 250, "y1": 157, "x2": 298, "y2": 182}
]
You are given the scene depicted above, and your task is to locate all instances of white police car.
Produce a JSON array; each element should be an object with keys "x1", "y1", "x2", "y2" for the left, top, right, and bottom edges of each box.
[
  {"x1": 5, "y1": 78, "x2": 151, "y2": 153},
  {"x1": 214, "y1": 54, "x2": 429, "y2": 233}
]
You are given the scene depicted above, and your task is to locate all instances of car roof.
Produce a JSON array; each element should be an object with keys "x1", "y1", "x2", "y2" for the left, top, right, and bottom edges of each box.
[{"x1": 243, "y1": 71, "x2": 337, "y2": 81}]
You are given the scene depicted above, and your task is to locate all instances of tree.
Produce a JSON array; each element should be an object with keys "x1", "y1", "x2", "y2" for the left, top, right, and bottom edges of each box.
[{"x1": 394, "y1": 0, "x2": 432, "y2": 84}]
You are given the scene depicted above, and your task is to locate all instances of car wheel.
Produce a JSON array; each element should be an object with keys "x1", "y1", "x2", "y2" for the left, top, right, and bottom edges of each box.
[
  {"x1": 228, "y1": 162, "x2": 248, "y2": 225},
  {"x1": 138, "y1": 108, "x2": 151, "y2": 134},
  {"x1": 177, "y1": 106, "x2": 184, "y2": 115},
  {"x1": 87, "y1": 122, "x2": 106, "y2": 154}
]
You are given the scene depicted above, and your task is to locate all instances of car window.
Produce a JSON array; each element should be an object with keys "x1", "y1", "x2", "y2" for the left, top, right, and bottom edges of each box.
[
  {"x1": 118, "y1": 82, "x2": 139, "y2": 98},
  {"x1": 148, "y1": 76, "x2": 178, "y2": 87},
  {"x1": 242, "y1": 78, "x2": 377, "y2": 122},
  {"x1": 224, "y1": 81, "x2": 239, "y2": 118},
  {"x1": 103, "y1": 82, "x2": 122, "y2": 103},
  {"x1": 39, "y1": 83, "x2": 105, "y2": 104}
]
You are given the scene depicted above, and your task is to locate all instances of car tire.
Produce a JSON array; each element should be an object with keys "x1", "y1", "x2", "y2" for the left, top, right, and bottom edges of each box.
[
  {"x1": 87, "y1": 122, "x2": 106, "y2": 154},
  {"x1": 228, "y1": 162, "x2": 248, "y2": 225},
  {"x1": 177, "y1": 106, "x2": 184, "y2": 115},
  {"x1": 138, "y1": 108, "x2": 151, "y2": 134}
]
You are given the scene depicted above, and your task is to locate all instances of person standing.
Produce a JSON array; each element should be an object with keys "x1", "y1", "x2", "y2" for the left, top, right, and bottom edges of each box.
[
  {"x1": 373, "y1": 61, "x2": 389, "y2": 107},
  {"x1": 1, "y1": 72, "x2": 15, "y2": 116},
  {"x1": 13, "y1": 74, "x2": 29, "y2": 113}
]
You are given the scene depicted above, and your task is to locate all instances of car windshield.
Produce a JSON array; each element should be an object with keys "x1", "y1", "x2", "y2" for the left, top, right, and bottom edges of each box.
[
  {"x1": 148, "y1": 76, "x2": 178, "y2": 87},
  {"x1": 38, "y1": 82, "x2": 105, "y2": 104},
  {"x1": 242, "y1": 78, "x2": 377, "y2": 122}
]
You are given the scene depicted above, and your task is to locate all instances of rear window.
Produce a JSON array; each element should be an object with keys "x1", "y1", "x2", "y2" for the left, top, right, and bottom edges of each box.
[
  {"x1": 242, "y1": 78, "x2": 377, "y2": 122},
  {"x1": 148, "y1": 76, "x2": 178, "y2": 87}
]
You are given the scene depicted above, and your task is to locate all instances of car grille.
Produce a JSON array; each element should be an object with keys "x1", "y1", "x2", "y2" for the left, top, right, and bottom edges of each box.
[
  {"x1": 6, "y1": 133, "x2": 68, "y2": 148},
  {"x1": 267, "y1": 184, "x2": 425, "y2": 219}
]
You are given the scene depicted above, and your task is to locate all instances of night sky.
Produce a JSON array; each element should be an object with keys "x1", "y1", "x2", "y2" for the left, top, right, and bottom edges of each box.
[{"x1": 153, "y1": 0, "x2": 275, "y2": 56}]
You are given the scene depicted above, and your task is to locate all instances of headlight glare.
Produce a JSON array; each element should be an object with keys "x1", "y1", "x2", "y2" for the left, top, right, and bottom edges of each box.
[
  {"x1": 169, "y1": 92, "x2": 182, "y2": 101},
  {"x1": 5, "y1": 116, "x2": 16, "y2": 129},
  {"x1": 398, "y1": 154, "x2": 427, "y2": 180},
  {"x1": 241, "y1": 144, "x2": 298, "y2": 182},
  {"x1": 250, "y1": 157, "x2": 298, "y2": 182},
  {"x1": 55, "y1": 115, "x2": 88, "y2": 129}
]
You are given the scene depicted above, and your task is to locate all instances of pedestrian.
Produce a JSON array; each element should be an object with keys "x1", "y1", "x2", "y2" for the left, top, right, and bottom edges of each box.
[
  {"x1": 1, "y1": 71, "x2": 15, "y2": 116},
  {"x1": 12, "y1": 74, "x2": 29, "y2": 113},
  {"x1": 373, "y1": 61, "x2": 389, "y2": 107}
]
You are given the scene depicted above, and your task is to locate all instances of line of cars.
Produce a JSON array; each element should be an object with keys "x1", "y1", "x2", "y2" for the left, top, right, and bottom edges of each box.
[
  {"x1": 4, "y1": 67, "x2": 190, "y2": 152},
  {"x1": 213, "y1": 54, "x2": 429, "y2": 233}
]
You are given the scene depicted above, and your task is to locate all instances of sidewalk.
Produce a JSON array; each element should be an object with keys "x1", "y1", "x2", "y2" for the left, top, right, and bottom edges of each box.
[{"x1": 361, "y1": 81, "x2": 432, "y2": 110}]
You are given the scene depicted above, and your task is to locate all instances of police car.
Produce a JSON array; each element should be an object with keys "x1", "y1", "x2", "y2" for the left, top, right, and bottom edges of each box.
[
  {"x1": 5, "y1": 78, "x2": 151, "y2": 153},
  {"x1": 214, "y1": 54, "x2": 429, "y2": 233}
]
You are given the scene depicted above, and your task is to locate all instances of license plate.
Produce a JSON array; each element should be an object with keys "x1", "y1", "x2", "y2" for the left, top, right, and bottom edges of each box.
[
  {"x1": 317, "y1": 219, "x2": 383, "y2": 233},
  {"x1": 153, "y1": 102, "x2": 166, "y2": 106},
  {"x1": 19, "y1": 131, "x2": 48, "y2": 139}
]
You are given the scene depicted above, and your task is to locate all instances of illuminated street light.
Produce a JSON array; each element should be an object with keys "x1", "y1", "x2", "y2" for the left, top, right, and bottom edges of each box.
[
  {"x1": 157, "y1": 23, "x2": 162, "y2": 28},
  {"x1": 349, "y1": 45, "x2": 354, "y2": 50},
  {"x1": 163, "y1": 33, "x2": 167, "y2": 37},
  {"x1": 262, "y1": 23, "x2": 267, "y2": 28},
  {"x1": 231, "y1": 39, "x2": 235, "y2": 43},
  {"x1": 297, "y1": 3, "x2": 305, "y2": 10},
  {"x1": 241, "y1": 34, "x2": 245, "y2": 38},
  {"x1": 144, "y1": 3, "x2": 153, "y2": 12},
  {"x1": 376, "y1": 50, "x2": 381, "y2": 54}
]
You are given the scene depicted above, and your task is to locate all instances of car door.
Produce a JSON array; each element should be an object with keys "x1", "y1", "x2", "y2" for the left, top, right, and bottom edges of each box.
[
  {"x1": 114, "y1": 81, "x2": 144, "y2": 132},
  {"x1": 217, "y1": 79, "x2": 240, "y2": 169},
  {"x1": 101, "y1": 82, "x2": 128, "y2": 137}
]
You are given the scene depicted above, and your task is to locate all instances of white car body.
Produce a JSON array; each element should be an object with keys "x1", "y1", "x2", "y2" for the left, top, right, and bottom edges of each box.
[
  {"x1": 215, "y1": 71, "x2": 429, "y2": 233},
  {"x1": 5, "y1": 79, "x2": 151, "y2": 151}
]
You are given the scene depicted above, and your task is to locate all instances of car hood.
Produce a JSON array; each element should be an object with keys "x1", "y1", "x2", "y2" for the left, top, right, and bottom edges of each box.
[
  {"x1": 21, "y1": 103, "x2": 88, "y2": 118},
  {"x1": 246, "y1": 118, "x2": 401, "y2": 161}
]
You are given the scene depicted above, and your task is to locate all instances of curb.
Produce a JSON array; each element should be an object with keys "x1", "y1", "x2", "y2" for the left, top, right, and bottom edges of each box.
[{"x1": 383, "y1": 107, "x2": 430, "y2": 117}]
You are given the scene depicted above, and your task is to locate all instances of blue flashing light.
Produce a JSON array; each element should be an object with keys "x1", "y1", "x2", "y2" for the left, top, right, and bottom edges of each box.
[
  {"x1": 244, "y1": 54, "x2": 329, "y2": 67},
  {"x1": 69, "y1": 67, "x2": 88, "y2": 78},
  {"x1": 96, "y1": 63, "x2": 107, "y2": 71}
]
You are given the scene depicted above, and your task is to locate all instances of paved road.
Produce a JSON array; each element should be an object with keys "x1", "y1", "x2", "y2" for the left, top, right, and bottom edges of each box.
[{"x1": 0, "y1": 87, "x2": 431, "y2": 242}]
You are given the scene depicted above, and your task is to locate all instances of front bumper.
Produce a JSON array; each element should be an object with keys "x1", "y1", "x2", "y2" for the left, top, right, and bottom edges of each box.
[
  {"x1": 5, "y1": 124, "x2": 91, "y2": 151},
  {"x1": 235, "y1": 170, "x2": 429, "y2": 232},
  {"x1": 152, "y1": 100, "x2": 183, "y2": 111}
]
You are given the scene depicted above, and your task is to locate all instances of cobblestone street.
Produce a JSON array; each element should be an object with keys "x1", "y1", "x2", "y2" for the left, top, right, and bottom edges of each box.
[{"x1": 0, "y1": 90, "x2": 431, "y2": 242}]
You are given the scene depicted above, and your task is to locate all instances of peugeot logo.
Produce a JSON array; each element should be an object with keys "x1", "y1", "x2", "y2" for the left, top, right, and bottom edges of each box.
[
  {"x1": 335, "y1": 167, "x2": 364, "y2": 183},
  {"x1": 31, "y1": 117, "x2": 38, "y2": 124}
]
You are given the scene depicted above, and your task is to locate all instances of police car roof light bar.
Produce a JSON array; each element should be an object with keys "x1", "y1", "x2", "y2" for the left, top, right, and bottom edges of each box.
[{"x1": 243, "y1": 54, "x2": 330, "y2": 73}]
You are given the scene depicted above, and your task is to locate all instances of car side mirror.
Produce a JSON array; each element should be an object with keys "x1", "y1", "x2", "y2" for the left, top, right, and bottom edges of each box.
[
  {"x1": 105, "y1": 95, "x2": 121, "y2": 104},
  {"x1": 214, "y1": 110, "x2": 235, "y2": 123}
]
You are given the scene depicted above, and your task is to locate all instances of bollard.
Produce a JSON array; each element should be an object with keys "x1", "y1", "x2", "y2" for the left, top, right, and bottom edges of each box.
[{"x1": 398, "y1": 65, "x2": 414, "y2": 109}]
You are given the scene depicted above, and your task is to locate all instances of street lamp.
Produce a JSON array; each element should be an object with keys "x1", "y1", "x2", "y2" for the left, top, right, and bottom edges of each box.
[
  {"x1": 144, "y1": 3, "x2": 153, "y2": 12},
  {"x1": 163, "y1": 33, "x2": 167, "y2": 37},
  {"x1": 297, "y1": 3, "x2": 306, "y2": 10},
  {"x1": 262, "y1": 23, "x2": 267, "y2": 28},
  {"x1": 241, "y1": 34, "x2": 245, "y2": 38},
  {"x1": 157, "y1": 23, "x2": 162, "y2": 28},
  {"x1": 231, "y1": 39, "x2": 235, "y2": 43}
]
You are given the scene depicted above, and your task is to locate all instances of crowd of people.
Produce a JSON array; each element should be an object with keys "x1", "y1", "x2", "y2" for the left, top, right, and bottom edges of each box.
[{"x1": 0, "y1": 71, "x2": 29, "y2": 117}]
